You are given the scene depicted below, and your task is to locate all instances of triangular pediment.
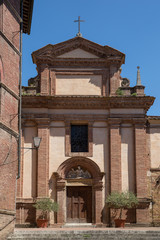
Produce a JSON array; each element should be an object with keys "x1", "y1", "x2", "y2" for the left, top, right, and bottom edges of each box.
[
  {"x1": 32, "y1": 37, "x2": 125, "y2": 64},
  {"x1": 57, "y1": 48, "x2": 99, "y2": 59}
]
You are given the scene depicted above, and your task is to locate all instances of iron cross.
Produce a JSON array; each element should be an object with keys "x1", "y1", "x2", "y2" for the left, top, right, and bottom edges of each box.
[{"x1": 74, "y1": 16, "x2": 85, "y2": 36}]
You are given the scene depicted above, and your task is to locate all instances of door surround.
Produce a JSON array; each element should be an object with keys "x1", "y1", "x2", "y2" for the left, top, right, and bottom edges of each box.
[{"x1": 53, "y1": 157, "x2": 104, "y2": 226}]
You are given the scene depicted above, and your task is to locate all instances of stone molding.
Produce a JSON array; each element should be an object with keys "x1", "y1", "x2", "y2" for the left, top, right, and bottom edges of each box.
[
  {"x1": 0, "y1": 82, "x2": 19, "y2": 100},
  {"x1": 0, "y1": 31, "x2": 20, "y2": 55},
  {"x1": 32, "y1": 37, "x2": 125, "y2": 66},
  {"x1": 0, "y1": 209, "x2": 15, "y2": 216},
  {"x1": 22, "y1": 95, "x2": 155, "y2": 111},
  {"x1": 65, "y1": 120, "x2": 93, "y2": 157},
  {"x1": 54, "y1": 157, "x2": 104, "y2": 225},
  {"x1": 0, "y1": 121, "x2": 18, "y2": 138}
]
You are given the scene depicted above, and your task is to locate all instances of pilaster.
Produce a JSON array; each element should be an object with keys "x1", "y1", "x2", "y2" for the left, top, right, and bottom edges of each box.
[
  {"x1": 37, "y1": 119, "x2": 50, "y2": 197},
  {"x1": 134, "y1": 120, "x2": 150, "y2": 223},
  {"x1": 56, "y1": 181, "x2": 66, "y2": 224},
  {"x1": 40, "y1": 65, "x2": 50, "y2": 95},
  {"x1": 93, "y1": 181, "x2": 103, "y2": 225},
  {"x1": 109, "y1": 119, "x2": 121, "y2": 192}
]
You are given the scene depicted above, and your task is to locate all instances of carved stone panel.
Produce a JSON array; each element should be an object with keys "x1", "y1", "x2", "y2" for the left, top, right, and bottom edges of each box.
[{"x1": 66, "y1": 166, "x2": 91, "y2": 179}]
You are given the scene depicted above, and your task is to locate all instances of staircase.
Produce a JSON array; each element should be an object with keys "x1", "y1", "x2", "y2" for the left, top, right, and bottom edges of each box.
[{"x1": 8, "y1": 228, "x2": 160, "y2": 240}]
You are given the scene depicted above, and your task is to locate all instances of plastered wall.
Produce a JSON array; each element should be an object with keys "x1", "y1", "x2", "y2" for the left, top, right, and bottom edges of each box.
[
  {"x1": 57, "y1": 48, "x2": 99, "y2": 58},
  {"x1": 150, "y1": 126, "x2": 160, "y2": 168},
  {"x1": 23, "y1": 126, "x2": 37, "y2": 198},
  {"x1": 121, "y1": 126, "x2": 135, "y2": 192},
  {"x1": 56, "y1": 75, "x2": 102, "y2": 95}
]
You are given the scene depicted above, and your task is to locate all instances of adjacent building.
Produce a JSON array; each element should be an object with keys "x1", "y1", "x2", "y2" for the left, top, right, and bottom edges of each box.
[{"x1": 0, "y1": 0, "x2": 34, "y2": 238}]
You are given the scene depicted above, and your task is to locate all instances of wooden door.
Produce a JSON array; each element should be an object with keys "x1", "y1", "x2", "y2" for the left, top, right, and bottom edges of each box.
[{"x1": 67, "y1": 186, "x2": 92, "y2": 223}]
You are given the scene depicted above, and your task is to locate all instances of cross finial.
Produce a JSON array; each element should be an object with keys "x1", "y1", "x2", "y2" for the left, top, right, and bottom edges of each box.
[{"x1": 74, "y1": 16, "x2": 85, "y2": 37}]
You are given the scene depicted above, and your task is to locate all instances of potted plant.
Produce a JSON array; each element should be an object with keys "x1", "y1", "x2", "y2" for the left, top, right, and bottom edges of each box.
[
  {"x1": 33, "y1": 198, "x2": 58, "y2": 228},
  {"x1": 106, "y1": 191, "x2": 138, "y2": 227}
]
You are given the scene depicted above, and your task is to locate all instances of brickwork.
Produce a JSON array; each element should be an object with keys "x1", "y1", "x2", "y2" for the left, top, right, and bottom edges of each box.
[
  {"x1": 0, "y1": 213, "x2": 15, "y2": 240},
  {"x1": 40, "y1": 67, "x2": 50, "y2": 95},
  {"x1": 109, "y1": 123, "x2": 121, "y2": 192},
  {"x1": 109, "y1": 65, "x2": 121, "y2": 96},
  {"x1": 93, "y1": 183, "x2": 103, "y2": 225},
  {"x1": 150, "y1": 170, "x2": 160, "y2": 226},
  {"x1": 134, "y1": 124, "x2": 150, "y2": 223},
  {"x1": 37, "y1": 123, "x2": 49, "y2": 197},
  {"x1": 0, "y1": 1, "x2": 20, "y2": 239},
  {"x1": 16, "y1": 203, "x2": 36, "y2": 226}
]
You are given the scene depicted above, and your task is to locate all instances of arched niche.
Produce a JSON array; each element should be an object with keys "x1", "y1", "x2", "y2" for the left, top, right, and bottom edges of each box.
[{"x1": 56, "y1": 157, "x2": 104, "y2": 181}]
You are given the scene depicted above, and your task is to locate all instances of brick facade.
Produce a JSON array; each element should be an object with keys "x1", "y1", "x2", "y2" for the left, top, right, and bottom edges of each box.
[
  {"x1": 0, "y1": 0, "x2": 33, "y2": 238},
  {"x1": 0, "y1": 1, "x2": 20, "y2": 238},
  {"x1": 17, "y1": 36, "x2": 160, "y2": 228}
]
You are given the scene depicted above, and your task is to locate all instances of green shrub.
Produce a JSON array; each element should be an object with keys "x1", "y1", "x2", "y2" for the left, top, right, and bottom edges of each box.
[
  {"x1": 116, "y1": 88, "x2": 124, "y2": 96},
  {"x1": 106, "y1": 191, "x2": 138, "y2": 219},
  {"x1": 33, "y1": 198, "x2": 58, "y2": 219},
  {"x1": 131, "y1": 92, "x2": 137, "y2": 96}
]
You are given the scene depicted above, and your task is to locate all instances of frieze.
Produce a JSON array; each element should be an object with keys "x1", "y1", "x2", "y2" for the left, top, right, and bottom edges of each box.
[
  {"x1": 22, "y1": 95, "x2": 155, "y2": 111},
  {"x1": 35, "y1": 58, "x2": 122, "y2": 68}
]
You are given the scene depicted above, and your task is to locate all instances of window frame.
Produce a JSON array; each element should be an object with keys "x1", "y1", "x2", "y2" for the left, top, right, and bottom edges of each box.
[{"x1": 65, "y1": 121, "x2": 93, "y2": 157}]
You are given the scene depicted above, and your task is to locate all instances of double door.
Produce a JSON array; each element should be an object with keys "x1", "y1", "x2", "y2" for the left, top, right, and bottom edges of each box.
[{"x1": 67, "y1": 186, "x2": 92, "y2": 223}]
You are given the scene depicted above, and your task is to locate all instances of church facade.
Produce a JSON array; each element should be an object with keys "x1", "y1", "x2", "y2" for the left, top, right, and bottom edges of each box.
[{"x1": 16, "y1": 36, "x2": 160, "y2": 226}]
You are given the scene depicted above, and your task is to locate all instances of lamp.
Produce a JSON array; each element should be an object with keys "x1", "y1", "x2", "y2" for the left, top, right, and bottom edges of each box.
[
  {"x1": 33, "y1": 137, "x2": 41, "y2": 148},
  {"x1": 22, "y1": 137, "x2": 41, "y2": 149}
]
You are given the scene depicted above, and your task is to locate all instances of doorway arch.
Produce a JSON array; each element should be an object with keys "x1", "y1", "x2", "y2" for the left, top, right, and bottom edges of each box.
[{"x1": 54, "y1": 157, "x2": 105, "y2": 226}]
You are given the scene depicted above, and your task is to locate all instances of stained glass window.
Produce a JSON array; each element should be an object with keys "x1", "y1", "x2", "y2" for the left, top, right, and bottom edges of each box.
[{"x1": 71, "y1": 125, "x2": 88, "y2": 152}]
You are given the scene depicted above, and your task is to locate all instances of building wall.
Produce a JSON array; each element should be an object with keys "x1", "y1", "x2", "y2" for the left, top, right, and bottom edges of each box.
[
  {"x1": 18, "y1": 36, "x2": 157, "y2": 226},
  {"x1": 56, "y1": 75, "x2": 102, "y2": 95},
  {"x1": 20, "y1": 106, "x2": 151, "y2": 225},
  {"x1": 0, "y1": 0, "x2": 20, "y2": 238},
  {"x1": 121, "y1": 125, "x2": 135, "y2": 192},
  {"x1": 150, "y1": 126, "x2": 160, "y2": 168}
]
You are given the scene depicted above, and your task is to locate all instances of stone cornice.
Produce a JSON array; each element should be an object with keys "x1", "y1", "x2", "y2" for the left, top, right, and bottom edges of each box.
[
  {"x1": 22, "y1": 95, "x2": 155, "y2": 111},
  {"x1": 32, "y1": 37, "x2": 125, "y2": 66},
  {"x1": 35, "y1": 56, "x2": 123, "y2": 68}
]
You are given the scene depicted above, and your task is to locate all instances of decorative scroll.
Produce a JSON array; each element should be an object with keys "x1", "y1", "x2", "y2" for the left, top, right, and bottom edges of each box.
[
  {"x1": 121, "y1": 78, "x2": 130, "y2": 87},
  {"x1": 66, "y1": 166, "x2": 91, "y2": 179}
]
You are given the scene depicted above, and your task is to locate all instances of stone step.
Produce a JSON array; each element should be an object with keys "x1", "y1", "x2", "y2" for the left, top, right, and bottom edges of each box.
[
  {"x1": 8, "y1": 229, "x2": 160, "y2": 240},
  {"x1": 62, "y1": 223, "x2": 95, "y2": 228}
]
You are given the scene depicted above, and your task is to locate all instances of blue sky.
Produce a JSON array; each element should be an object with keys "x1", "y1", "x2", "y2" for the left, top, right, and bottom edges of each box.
[{"x1": 22, "y1": 0, "x2": 160, "y2": 115}]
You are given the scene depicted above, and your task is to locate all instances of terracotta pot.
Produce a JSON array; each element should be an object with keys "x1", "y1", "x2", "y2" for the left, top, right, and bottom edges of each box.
[
  {"x1": 37, "y1": 219, "x2": 48, "y2": 228},
  {"x1": 114, "y1": 219, "x2": 125, "y2": 228}
]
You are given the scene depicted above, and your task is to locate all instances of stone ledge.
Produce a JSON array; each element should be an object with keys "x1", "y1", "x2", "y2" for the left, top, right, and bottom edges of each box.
[{"x1": 0, "y1": 210, "x2": 16, "y2": 216}]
